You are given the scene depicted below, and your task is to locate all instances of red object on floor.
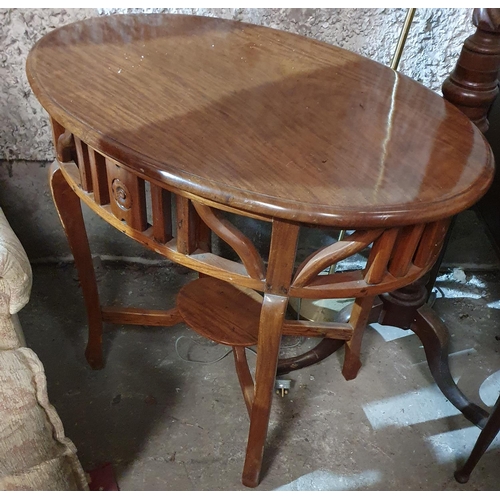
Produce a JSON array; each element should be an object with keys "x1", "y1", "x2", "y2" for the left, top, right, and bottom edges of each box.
[{"x1": 87, "y1": 463, "x2": 120, "y2": 491}]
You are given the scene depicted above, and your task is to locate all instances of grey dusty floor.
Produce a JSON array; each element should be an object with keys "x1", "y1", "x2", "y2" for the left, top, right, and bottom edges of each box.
[{"x1": 18, "y1": 213, "x2": 500, "y2": 491}]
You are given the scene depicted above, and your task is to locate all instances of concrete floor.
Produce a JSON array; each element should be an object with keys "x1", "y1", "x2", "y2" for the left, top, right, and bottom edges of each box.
[{"x1": 18, "y1": 220, "x2": 500, "y2": 491}]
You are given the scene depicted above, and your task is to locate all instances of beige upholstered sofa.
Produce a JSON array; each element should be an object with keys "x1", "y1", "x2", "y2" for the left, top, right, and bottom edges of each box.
[{"x1": 0, "y1": 208, "x2": 88, "y2": 490}]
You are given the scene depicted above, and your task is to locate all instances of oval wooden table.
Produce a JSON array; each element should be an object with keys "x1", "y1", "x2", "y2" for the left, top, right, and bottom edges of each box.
[{"x1": 27, "y1": 14, "x2": 495, "y2": 488}]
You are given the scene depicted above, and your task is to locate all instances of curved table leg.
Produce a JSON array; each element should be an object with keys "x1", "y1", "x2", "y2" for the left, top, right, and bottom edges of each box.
[
  {"x1": 233, "y1": 346, "x2": 254, "y2": 417},
  {"x1": 342, "y1": 295, "x2": 375, "y2": 380},
  {"x1": 411, "y1": 303, "x2": 489, "y2": 429},
  {"x1": 455, "y1": 394, "x2": 500, "y2": 483},
  {"x1": 49, "y1": 162, "x2": 104, "y2": 369},
  {"x1": 242, "y1": 294, "x2": 288, "y2": 488}
]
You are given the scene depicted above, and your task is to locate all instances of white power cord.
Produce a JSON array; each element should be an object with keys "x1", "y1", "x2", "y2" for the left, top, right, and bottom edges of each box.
[{"x1": 174, "y1": 335, "x2": 301, "y2": 365}]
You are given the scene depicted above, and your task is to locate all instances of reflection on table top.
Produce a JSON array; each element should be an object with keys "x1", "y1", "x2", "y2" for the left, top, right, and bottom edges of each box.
[{"x1": 27, "y1": 14, "x2": 494, "y2": 226}]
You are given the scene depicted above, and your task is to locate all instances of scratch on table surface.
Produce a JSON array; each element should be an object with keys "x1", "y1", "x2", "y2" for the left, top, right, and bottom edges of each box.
[{"x1": 166, "y1": 413, "x2": 204, "y2": 430}]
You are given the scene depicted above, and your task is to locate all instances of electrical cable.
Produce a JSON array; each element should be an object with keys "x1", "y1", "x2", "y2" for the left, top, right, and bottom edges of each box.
[
  {"x1": 175, "y1": 335, "x2": 302, "y2": 365},
  {"x1": 175, "y1": 336, "x2": 232, "y2": 365}
]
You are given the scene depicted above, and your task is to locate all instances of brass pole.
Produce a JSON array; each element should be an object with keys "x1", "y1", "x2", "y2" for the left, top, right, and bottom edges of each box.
[
  {"x1": 390, "y1": 8, "x2": 416, "y2": 70},
  {"x1": 328, "y1": 228, "x2": 346, "y2": 274}
]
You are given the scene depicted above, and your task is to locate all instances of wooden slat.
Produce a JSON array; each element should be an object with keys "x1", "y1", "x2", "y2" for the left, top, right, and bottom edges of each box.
[
  {"x1": 265, "y1": 220, "x2": 300, "y2": 295},
  {"x1": 74, "y1": 136, "x2": 93, "y2": 192},
  {"x1": 364, "y1": 228, "x2": 399, "y2": 284},
  {"x1": 282, "y1": 320, "x2": 352, "y2": 339},
  {"x1": 289, "y1": 264, "x2": 430, "y2": 299},
  {"x1": 187, "y1": 250, "x2": 263, "y2": 287},
  {"x1": 196, "y1": 210, "x2": 212, "y2": 253},
  {"x1": 50, "y1": 118, "x2": 65, "y2": 155},
  {"x1": 233, "y1": 346, "x2": 254, "y2": 417},
  {"x1": 414, "y1": 219, "x2": 451, "y2": 268},
  {"x1": 293, "y1": 229, "x2": 383, "y2": 288},
  {"x1": 192, "y1": 201, "x2": 265, "y2": 280},
  {"x1": 185, "y1": 191, "x2": 273, "y2": 222},
  {"x1": 388, "y1": 224, "x2": 425, "y2": 278},
  {"x1": 101, "y1": 306, "x2": 182, "y2": 327},
  {"x1": 88, "y1": 147, "x2": 110, "y2": 205},
  {"x1": 151, "y1": 183, "x2": 173, "y2": 243},
  {"x1": 50, "y1": 118, "x2": 74, "y2": 163},
  {"x1": 106, "y1": 159, "x2": 147, "y2": 231},
  {"x1": 175, "y1": 195, "x2": 211, "y2": 255}
]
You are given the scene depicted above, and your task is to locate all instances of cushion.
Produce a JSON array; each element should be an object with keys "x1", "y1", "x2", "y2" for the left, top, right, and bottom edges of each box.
[
  {"x1": 0, "y1": 208, "x2": 31, "y2": 315},
  {"x1": 0, "y1": 208, "x2": 32, "y2": 350},
  {"x1": 0, "y1": 347, "x2": 88, "y2": 490}
]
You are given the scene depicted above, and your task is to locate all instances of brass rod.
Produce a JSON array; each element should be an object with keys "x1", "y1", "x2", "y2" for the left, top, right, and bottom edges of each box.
[{"x1": 390, "y1": 8, "x2": 416, "y2": 70}]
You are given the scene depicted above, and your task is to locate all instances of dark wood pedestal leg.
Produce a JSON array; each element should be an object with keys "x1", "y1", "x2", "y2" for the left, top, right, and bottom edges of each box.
[
  {"x1": 276, "y1": 338, "x2": 344, "y2": 376},
  {"x1": 378, "y1": 276, "x2": 428, "y2": 328},
  {"x1": 242, "y1": 294, "x2": 288, "y2": 488},
  {"x1": 455, "y1": 394, "x2": 500, "y2": 483},
  {"x1": 411, "y1": 304, "x2": 489, "y2": 428},
  {"x1": 277, "y1": 298, "x2": 383, "y2": 377},
  {"x1": 379, "y1": 274, "x2": 489, "y2": 428},
  {"x1": 49, "y1": 162, "x2": 104, "y2": 369}
]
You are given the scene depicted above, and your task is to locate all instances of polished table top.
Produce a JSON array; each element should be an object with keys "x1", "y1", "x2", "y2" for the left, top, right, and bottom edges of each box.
[
  {"x1": 26, "y1": 15, "x2": 497, "y2": 488},
  {"x1": 27, "y1": 14, "x2": 494, "y2": 227}
]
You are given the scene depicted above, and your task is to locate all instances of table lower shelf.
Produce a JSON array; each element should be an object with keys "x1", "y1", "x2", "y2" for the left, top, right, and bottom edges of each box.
[
  {"x1": 177, "y1": 277, "x2": 263, "y2": 347},
  {"x1": 104, "y1": 277, "x2": 491, "y2": 432}
]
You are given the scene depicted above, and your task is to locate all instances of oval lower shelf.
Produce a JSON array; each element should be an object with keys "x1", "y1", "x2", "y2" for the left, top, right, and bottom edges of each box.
[{"x1": 177, "y1": 277, "x2": 262, "y2": 347}]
